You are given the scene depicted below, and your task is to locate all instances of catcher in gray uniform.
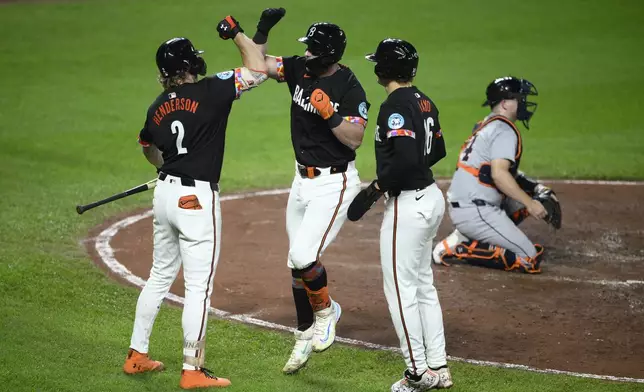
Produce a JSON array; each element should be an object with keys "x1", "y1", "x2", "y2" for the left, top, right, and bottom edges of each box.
[{"x1": 433, "y1": 76, "x2": 561, "y2": 274}]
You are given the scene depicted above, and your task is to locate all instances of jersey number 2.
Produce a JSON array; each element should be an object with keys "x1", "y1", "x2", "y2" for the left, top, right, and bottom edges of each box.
[
  {"x1": 423, "y1": 118, "x2": 434, "y2": 156},
  {"x1": 171, "y1": 120, "x2": 188, "y2": 155}
]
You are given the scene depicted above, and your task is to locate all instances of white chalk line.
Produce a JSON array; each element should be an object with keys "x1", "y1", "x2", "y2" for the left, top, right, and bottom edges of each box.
[{"x1": 93, "y1": 181, "x2": 644, "y2": 384}]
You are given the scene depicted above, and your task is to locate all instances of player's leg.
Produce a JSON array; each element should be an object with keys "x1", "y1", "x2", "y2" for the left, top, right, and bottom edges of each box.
[
  {"x1": 125, "y1": 182, "x2": 177, "y2": 374},
  {"x1": 286, "y1": 175, "x2": 313, "y2": 331},
  {"x1": 449, "y1": 205, "x2": 541, "y2": 273},
  {"x1": 502, "y1": 198, "x2": 530, "y2": 226},
  {"x1": 381, "y1": 193, "x2": 435, "y2": 382},
  {"x1": 416, "y1": 186, "x2": 453, "y2": 388},
  {"x1": 289, "y1": 170, "x2": 361, "y2": 353},
  {"x1": 283, "y1": 175, "x2": 315, "y2": 374},
  {"x1": 174, "y1": 186, "x2": 230, "y2": 388}
]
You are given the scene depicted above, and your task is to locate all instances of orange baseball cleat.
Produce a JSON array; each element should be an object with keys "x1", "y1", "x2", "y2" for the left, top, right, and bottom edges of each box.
[
  {"x1": 123, "y1": 348, "x2": 165, "y2": 374},
  {"x1": 180, "y1": 368, "x2": 231, "y2": 389}
]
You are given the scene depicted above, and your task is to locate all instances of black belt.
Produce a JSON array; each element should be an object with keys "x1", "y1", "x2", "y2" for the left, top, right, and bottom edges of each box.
[
  {"x1": 158, "y1": 172, "x2": 219, "y2": 192},
  {"x1": 297, "y1": 162, "x2": 348, "y2": 179},
  {"x1": 451, "y1": 199, "x2": 488, "y2": 208},
  {"x1": 386, "y1": 179, "x2": 434, "y2": 198}
]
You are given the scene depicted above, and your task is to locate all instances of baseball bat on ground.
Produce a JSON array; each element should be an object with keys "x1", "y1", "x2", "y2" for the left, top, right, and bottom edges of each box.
[{"x1": 76, "y1": 179, "x2": 157, "y2": 215}]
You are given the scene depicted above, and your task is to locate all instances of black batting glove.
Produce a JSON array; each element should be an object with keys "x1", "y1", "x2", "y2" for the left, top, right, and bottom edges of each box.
[
  {"x1": 253, "y1": 7, "x2": 285, "y2": 44},
  {"x1": 217, "y1": 15, "x2": 244, "y2": 40},
  {"x1": 257, "y1": 7, "x2": 286, "y2": 35}
]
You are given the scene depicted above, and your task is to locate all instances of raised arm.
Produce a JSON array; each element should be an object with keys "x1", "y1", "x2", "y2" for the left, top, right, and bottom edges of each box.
[
  {"x1": 251, "y1": 8, "x2": 286, "y2": 80},
  {"x1": 217, "y1": 16, "x2": 266, "y2": 73}
]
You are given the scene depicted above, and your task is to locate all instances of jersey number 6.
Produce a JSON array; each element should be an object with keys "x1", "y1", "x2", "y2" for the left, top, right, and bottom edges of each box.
[
  {"x1": 171, "y1": 120, "x2": 188, "y2": 155},
  {"x1": 424, "y1": 117, "x2": 434, "y2": 156}
]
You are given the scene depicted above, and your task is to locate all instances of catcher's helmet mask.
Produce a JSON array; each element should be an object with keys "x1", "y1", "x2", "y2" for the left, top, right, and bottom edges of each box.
[
  {"x1": 298, "y1": 23, "x2": 346, "y2": 75},
  {"x1": 156, "y1": 37, "x2": 207, "y2": 79},
  {"x1": 365, "y1": 38, "x2": 419, "y2": 83},
  {"x1": 483, "y1": 76, "x2": 538, "y2": 129}
]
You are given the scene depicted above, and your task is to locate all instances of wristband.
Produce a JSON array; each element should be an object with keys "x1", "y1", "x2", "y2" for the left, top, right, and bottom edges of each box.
[
  {"x1": 253, "y1": 30, "x2": 268, "y2": 44},
  {"x1": 328, "y1": 113, "x2": 343, "y2": 128}
]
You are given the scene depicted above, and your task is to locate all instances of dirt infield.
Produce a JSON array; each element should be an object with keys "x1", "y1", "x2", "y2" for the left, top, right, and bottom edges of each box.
[{"x1": 86, "y1": 182, "x2": 644, "y2": 378}]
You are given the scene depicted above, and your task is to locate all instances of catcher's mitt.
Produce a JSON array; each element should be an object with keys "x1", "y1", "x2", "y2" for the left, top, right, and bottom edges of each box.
[
  {"x1": 534, "y1": 185, "x2": 562, "y2": 229},
  {"x1": 348, "y1": 180, "x2": 384, "y2": 221}
]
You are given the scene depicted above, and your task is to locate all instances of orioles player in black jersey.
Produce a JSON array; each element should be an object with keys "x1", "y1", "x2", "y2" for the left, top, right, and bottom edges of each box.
[
  {"x1": 123, "y1": 16, "x2": 268, "y2": 389},
  {"x1": 251, "y1": 9, "x2": 369, "y2": 374},
  {"x1": 349, "y1": 39, "x2": 452, "y2": 392}
]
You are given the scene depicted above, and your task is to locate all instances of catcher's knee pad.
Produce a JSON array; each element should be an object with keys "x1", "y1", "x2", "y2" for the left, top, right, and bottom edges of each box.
[{"x1": 450, "y1": 241, "x2": 543, "y2": 274}]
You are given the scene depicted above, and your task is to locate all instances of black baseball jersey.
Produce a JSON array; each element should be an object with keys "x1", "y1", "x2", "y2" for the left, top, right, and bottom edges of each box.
[
  {"x1": 276, "y1": 56, "x2": 370, "y2": 167},
  {"x1": 375, "y1": 86, "x2": 446, "y2": 192},
  {"x1": 138, "y1": 70, "x2": 245, "y2": 183}
]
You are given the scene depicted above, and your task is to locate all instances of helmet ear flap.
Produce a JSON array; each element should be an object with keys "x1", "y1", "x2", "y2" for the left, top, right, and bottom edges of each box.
[{"x1": 192, "y1": 57, "x2": 207, "y2": 76}]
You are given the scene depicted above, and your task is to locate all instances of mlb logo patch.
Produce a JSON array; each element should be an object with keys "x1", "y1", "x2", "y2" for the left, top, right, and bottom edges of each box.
[{"x1": 168, "y1": 92, "x2": 177, "y2": 99}]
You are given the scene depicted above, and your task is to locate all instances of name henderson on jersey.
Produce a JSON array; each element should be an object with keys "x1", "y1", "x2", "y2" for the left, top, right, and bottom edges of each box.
[
  {"x1": 151, "y1": 97, "x2": 200, "y2": 126},
  {"x1": 292, "y1": 84, "x2": 339, "y2": 115}
]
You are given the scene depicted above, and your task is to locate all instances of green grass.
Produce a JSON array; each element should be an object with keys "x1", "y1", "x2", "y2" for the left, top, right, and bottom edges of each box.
[{"x1": 0, "y1": 0, "x2": 643, "y2": 391}]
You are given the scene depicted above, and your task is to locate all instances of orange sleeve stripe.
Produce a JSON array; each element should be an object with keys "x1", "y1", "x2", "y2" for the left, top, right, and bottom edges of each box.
[
  {"x1": 138, "y1": 136, "x2": 151, "y2": 147},
  {"x1": 275, "y1": 57, "x2": 285, "y2": 82},
  {"x1": 343, "y1": 116, "x2": 367, "y2": 126}
]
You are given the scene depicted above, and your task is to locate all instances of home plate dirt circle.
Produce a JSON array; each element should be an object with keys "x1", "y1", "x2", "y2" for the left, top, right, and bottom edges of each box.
[{"x1": 87, "y1": 181, "x2": 644, "y2": 380}]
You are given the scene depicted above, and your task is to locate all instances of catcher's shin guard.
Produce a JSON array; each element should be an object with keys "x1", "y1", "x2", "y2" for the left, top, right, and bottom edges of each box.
[{"x1": 449, "y1": 241, "x2": 544, "y2": 274}]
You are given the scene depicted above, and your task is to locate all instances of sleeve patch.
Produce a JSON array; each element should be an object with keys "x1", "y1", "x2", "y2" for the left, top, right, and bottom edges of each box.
[
  {"x1": 275, "y1": 56, "x2": 285, "y2": 82},
  {"x1": 343, "y1": 116, "x2": 367, "y2": 126},
  {"x1": 387, "y1": 113, "x2": 405, "y2": 129},
  {"x1": 216, "y1": 70, "x2": 234, "y2": 80},
  {"x1": 358, "y1": 102, "x2": 368, "y2": 119},
  {"x1": 386, "y1": 129, "x2": 415, "y2": 139}
]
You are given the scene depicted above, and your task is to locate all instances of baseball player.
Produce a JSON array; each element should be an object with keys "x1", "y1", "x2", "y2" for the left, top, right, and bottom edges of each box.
[
  {"x1": 123, "y1": 16, "x2": 269, "y2": 389},
  {"x1": 252, "y1": 9, "x2": 369, "y2": 373},
  {"x1": 349, "y1": 38, "x2": 453, "y2": 392},
  {"x1": 433, "y1": 76, "x2": 561, "y2": 274}
]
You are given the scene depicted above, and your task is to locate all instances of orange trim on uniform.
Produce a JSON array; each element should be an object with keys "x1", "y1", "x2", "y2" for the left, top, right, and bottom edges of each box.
[
  {"x1": 343, "y1": 116, "x2": 367, "y2": 126},
  {"x1": 456, "y1": 115, "x2": 523, "y2": 187},
  {"x1": 392, "y1": 197, "x2": 416, "y2": 373},
  {"x1": 138, "y1": 136, "x2": 151, "y2": 147},
  {"x1": 475, "y1": 115, "x2": 522, "y2": 160},
  {"x1": 456, "y1": 162, "x2": 496, "y2": 188},
  {"x1": 275, "y1": 57, "x2": 285, "y2": 82},
  {"x1": 315, "y1": 173, "x2": 347, "y2": 261}
]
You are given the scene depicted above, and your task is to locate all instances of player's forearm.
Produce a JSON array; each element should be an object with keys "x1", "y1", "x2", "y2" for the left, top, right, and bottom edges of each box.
[
  {"x1": 233, "y1": 33, "x2": 268, "y2": 73},
  {"x1": 255, "y1": 43, "x2": 267, "y2": 57},
  {"x1": 493, "y1": 168, "x2": 533, "y2": 206},
  {"x1": 331, "y1": 121, "x2": 364, "y2": 150},
  {"x1": 142, "y1": 145, "x2": 163, "y2": 168}
]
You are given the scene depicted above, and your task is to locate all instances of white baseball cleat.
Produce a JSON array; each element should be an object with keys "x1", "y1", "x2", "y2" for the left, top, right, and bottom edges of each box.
[
  {"x1": 435, "y1": 367, "x2": 453, "y2": 389},
  {"x1": 311, "y1": 299, "x2": 342, "y2": 352},
  {"x1": 391, "y1": 369, "x2": 440, "y2": 392},
  {"x1": 432, "y1": 229, "x2": 469, "y2": 265},
  {"x1": 282, "y1": 326, "x2": 314, "y2": 374}
]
